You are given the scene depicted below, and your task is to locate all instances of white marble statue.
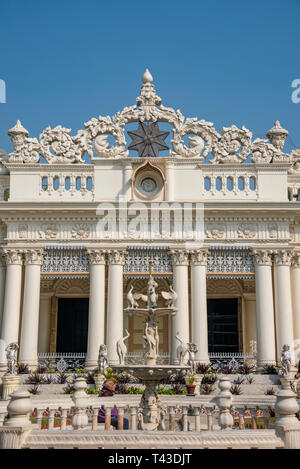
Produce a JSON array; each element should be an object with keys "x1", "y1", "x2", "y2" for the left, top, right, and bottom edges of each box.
[
  {"x1": 147, "y1": 275, "x2": 158, "y2": 308},
  {"x1": 116, "y1": 329, "x2": 130, "y2": 365},
  {"x1": 175, "y1": 333, "x2": 189, "y2": 365},
  {"x1": 5, "y1": 342, "x2": 19, "y2": 375},
  {"x1": 143, "y1": 321, "x2": 159, "y2": 362},
  {"x1": 161, "y1": 285, "x2": 178, "y2": 308},
  {"x1": 280, "y1": 344, "x2": 291, "y2": 377},
  {"x1": 98, "y1": 344, "x2": 108, "y2": 373},
  {"x1": 187, "y1": 343, "x2": 198, "y2": 372}
]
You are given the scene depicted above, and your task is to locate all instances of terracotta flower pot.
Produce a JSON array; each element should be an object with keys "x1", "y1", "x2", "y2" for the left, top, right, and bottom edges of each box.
[{"x1": 186, "y1": 385, "x2": 196, "y2": 394}]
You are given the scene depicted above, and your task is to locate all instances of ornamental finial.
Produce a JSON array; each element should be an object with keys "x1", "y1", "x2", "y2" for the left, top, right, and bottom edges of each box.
[
  {"x1": 8, "y1": 120, "x2": 29, "y2": 137},
  {"x1": 266, "y1": 120, "x2": 288, "y2": 151},
  {"x1": 142, "y1": 68, "x2": 153, "y2": 84}
]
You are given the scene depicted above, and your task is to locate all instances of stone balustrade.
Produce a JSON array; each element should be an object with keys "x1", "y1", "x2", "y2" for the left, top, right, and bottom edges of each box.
[
  {"x1": 202, "y1": 167, "x2": 257, "y2": 200},
  {"x1": 40, "y1": 169, "x2": 94, "y2": 200}
]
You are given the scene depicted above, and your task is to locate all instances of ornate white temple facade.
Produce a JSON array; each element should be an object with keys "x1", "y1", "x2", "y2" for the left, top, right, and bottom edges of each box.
[{"x1": 0, "y1": 69, "x2": 300, "y2": 371}]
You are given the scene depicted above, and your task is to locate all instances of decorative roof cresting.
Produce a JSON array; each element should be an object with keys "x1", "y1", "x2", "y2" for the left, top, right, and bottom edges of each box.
[{"x1": 3, "y1": 70, "x2": 297, "y2": 166}]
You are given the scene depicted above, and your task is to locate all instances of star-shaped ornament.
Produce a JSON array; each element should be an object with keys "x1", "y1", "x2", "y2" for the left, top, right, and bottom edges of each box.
[{"x1": 127, "y1": 122, "x2": 169, "y2": 157}]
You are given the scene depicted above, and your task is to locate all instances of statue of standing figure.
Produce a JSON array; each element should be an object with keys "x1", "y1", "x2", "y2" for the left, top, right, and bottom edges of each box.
[
  {"x1": 143, "y1": 320, "x2": 159, "y2": 363},
  {"x1": 280, "y1": 344, "x2": 292, "y2": 377},
  {"x1": 5, "y1": 342, "x2": 19, "y2": 375},
  {"x1": 98, "y1": 344, "x2": 108, "y2": 373},
  {"x1": 187, "y1": 343, "x2": 198, "y2": 373}
]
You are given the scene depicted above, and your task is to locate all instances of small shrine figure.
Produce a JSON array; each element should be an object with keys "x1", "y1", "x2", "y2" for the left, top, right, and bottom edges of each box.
[
  {"x1": 5, "y1": 342, "x2": 19, "y2": 375},
  {"x1": 116, "y1": 329, "x2": 130, "y2": 365},
  {"x1": 187, "y1": 343, "x2": 198, "y2": 373},
  {"x1": 98, "y1": 344, "x2": 108, "y2": 373}
]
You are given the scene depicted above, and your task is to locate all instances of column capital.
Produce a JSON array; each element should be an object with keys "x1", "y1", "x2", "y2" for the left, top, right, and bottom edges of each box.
[
  {"x1": 87, "y1": 249, "x2": 106, "y2": 265},
  {"x1": 190, "y1": 248, "x2": 209, "y2": 266},
  {"x1": 252, "y1": 249, "x2": 273, "y2": 266},
  {"x1": 170, "y1": 249, "x2": 189, "y2": 266},
  {"x1": 273, "y1": 249, "x2": 293, "y2": 266},
  {"x1": 24, "y1": 249, "x2": 44, "y2": 266},
  {"x1": 292, "y1": 251, "x2": 300, "y2": 267},
  {"x1": 3, "y1": 249, "x2": 23, "y2": 265},
  {"x1": 107, "y1": 249, "x2": 127, "y2": 265}
]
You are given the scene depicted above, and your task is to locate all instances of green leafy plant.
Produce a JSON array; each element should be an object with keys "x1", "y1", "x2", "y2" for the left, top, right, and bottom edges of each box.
[
  {"x1": 196, "y1": 363, "x2": 211, "y2": 374},
  {"x1": 158, "y1": 387, "x2": 176, "y2": 395},
  {"x1": 185, "y1": 375, "x2": 195, "y2": 385},
  {"x1": 63, "y1": 383, "x2": 75, "y2": 394},
  {"x1": 25, "y1": 373, "x2": 44, "y2": 385},
  {"x1": 239, "y1": 363, "x2": 256, "y2": 375}
]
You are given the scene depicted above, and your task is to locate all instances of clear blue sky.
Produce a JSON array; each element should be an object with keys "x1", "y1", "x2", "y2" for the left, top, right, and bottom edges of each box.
[{"x1": 0, "y1": 0, "x2": 300, "y2": 153}]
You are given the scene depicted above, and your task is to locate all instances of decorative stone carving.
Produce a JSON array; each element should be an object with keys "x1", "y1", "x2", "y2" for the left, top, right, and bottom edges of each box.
[
  {"x1": 170, "y1": 249, "x2": 189, "y2": 266},
  {"x1": 237, "y1": 224, "x2": 256, "y2": 239},
  {"x1": 39, "y1": 226, "x2": 58, "y2": 240},
  {"x1": 87, "y1": 249, "x2": 106, "y2": 265},
  {"x1": 71, "y1": 224, "x2": 90, "y2": 239},
  {"x1": 190, "y1": 249, "x2": 209, "y2": 266},
  {"x1": 17, "y1": 224, "x2": 28, "y2": 239},
  {"x1": 98, "y1": 344, "x2": 108, "y2": 373},
  {"x1": 5, "y1": 343, "x2": 19, "y2": 375},
  {"x1": 53, "y1": 278, "x2": 90, "y2": 295},
  {"x1": 107, "y1": 249, "x2": 127, "y2": 265},
  {"x1": 3, "y1": 249, "x2": 23, "y2": 265},
  {"x1": 206, "y1": 227, "x2": 225, "y2": 239},
  {"x1": 24, "y1": 249, "x2": 44, "y2": 266},
  {"x1": 273, "y1": 249, "x2": 293, "y2": 266},
  {"x1": 116, "y1": 330, "x2": 130, "y2": 365},
  {"x1": 292, "y1": 252, "x2": 300, "y2": 267},
  {"x1": 280, "y1": 344, "x2": 291, "y2": 378},
  {"x1": 175, "y1": 333, "x2": 189, "y2": 365},
  {"x1": 252, "y1": 249, "x2": 273, "y2": 266},
  {"x1": 5, "y1": 70, "x2": 292, "y2": 165},
  {"x1": 161, "y1": 285, "x2": 178, "y2": 308},
  {"x1": 266, "y1": 121, "x2": 288, "y2": 151}
]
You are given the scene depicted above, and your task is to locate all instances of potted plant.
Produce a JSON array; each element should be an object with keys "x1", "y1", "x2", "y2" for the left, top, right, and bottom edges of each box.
[{"x1": 185, "y1": 374, "x2": 196, "y2": 395}]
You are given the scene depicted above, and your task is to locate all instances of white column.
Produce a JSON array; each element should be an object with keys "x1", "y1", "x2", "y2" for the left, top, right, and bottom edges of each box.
[
  {"x1": 19, "y1": 249, "x2": 43, "y2": 369},
  {"x1": 170, "y1": 249, "x2": 190, "y2": 364},
  {"x1": 0, "y1": 250, "x2": 23, "y2": 354},
  {"x1": 274, "y1": 249, "x2": 295, "y2": 366},
  {"x1": 291, "y1": 252, "x2": 300, "y2": 362},
  {"x1": 190, "y1": 249, "x2": 209, "y2": 364},
  {"x1": 106, "y1": 249, "x2": 126, "y2": 365},
  {"x1": 166, "y1": 162, "x2": 174, "y2": 201},
  {"x1": 38, "y1": 294, "x2": 52, "y2": 353},
  {"x1": 253, "y1": 250, "x2": 276, "y2": 366},
  {"x1": 0, "y1": 253, "x2": 6, "y2": 333},
  {"x1": 85, "y1": 249, "x2": 106, "y2": 369}
]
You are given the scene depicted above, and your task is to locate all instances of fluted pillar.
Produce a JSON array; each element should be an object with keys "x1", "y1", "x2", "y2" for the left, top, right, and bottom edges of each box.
[
  {"x1": 291, "y1": 252, "x2": 300, "y2": 358},
  {"x1": 170, "y1": 249, "x2": 190, "y2": 364},
  {"x1": 166, "y1": 162, "x2": 174, "y2": 201},
  {"x1": 0, "y1": 252, "x2": 6, "y2": 333},
  {"x1": 253, "y1": 249, "x2": 276, "y2": 366},
  {"x1": 19, "y1": 249, "x2": 43, "y2": 368},
  {"x1": 85, "y1": 249, "x2": 106, "y2": 369},
  {"x1": 273, "y1": 249, "x2": 295, "y2": 365},
  {"x1": 190, "y1": 249, "x2": 209, "y2": 364},
  {"x1": 106, "y1": 249, "x2": 126, "y2": 365},
  {"x1": 0, "y1": 250, "x2": 23, "y2": 353}
]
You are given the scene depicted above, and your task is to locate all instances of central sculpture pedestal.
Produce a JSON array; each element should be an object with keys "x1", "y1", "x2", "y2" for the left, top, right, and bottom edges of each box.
[{"x1": 113, "y1": 365, "x2": 189, "y2": 431}]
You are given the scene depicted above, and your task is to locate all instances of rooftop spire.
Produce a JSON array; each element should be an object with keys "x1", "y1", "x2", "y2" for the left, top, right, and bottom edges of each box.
[{"x1": 142, "y1": 68, "x2": 153, "y2": 84}]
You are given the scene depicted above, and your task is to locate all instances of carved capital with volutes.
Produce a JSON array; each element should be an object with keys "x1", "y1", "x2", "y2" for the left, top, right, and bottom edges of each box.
[
  {"x1": 292, "y1": 251, "x2": 300, "y2": 268},
  {"x1": 3, "y1": 249, "x2": 23, "y2": 265},
  {"x1": 252, "y1": 249, "x2": 273, "y2": 267},
  {"x1": 190, "y1": 249, "x2": 209, "y2": 266},
  {"x1": 24, "y1": 249, "x2": 44, "y2": 265},
  {"x1": 170, "y1": 249, "x2": 189, "y2": 266},
  {"x1": 107, "y1": 249, "x2": 127, "y2": 266},
  {"x1": 273, "y1": 249, "x2": 293, "y2": 266},
  {"x1": 87, "y1": 249, "x2": 106, "y2": 265}
]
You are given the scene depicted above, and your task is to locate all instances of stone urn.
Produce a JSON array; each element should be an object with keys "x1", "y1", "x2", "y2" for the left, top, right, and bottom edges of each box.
[{"x1": 5, "y1": 390, "x2": 32, "y2": 427}]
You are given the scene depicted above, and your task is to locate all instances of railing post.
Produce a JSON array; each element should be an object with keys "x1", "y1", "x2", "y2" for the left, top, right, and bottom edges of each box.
[
  {"x1": 275, "y1": 388, "x2": 300, "y2": 449},
  {"x1": 92, "y1": 407, "x2": 99, "y2": 431},
  {"x1": 194, "y1": 407, "x2": 201, "y2": 432},
  {"x1": 0, "y1": 413, "x2": 6, "y2": 427},
  {"x1": 262, "y1": 409, "x2": 269, "y2": 429},
  {"x1": 118, "y1": 407, "x2": 124, "y2": 430},
  {"x1": 130, "y1": 407, "x2": 137, "y2": 430},
  {"x1": 250, "y1": 409, "x2": 257, "y2": 429},
  {"x1": 238, "y1": 409, "x2": 245, "y2": 429},
  {"x1": 60, "y1": 408, "x2": 68, "y2": 430},
  {"x1": 169, "y1": 406, "x2": 175, "y2": 431},
  {"x1": 182, "y1": 406, "x2": 188, "y2": 432},
  {"x1": 105, "y1": 407, "x2": 112, "y2": 430},
  {"x1": 48, "y1": 409, "x2": 55, "y2": 430},
  {"x1": 71, "y1": 377, "x2": 89, "y2": 430}
]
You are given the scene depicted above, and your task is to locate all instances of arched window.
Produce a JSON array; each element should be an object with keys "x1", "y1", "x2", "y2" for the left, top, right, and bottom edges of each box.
[
  {"x1": 204, "y1": 177, "x2": 211, "y2": 191},
  {"x1": 216, "y1": 177, "x2": 222, "y2": 191},
  {"x1": 76, "y1": 177, "x2": 82, "y2": 190},
  {"x1": 249, "y1": 176, "x2": 256, "y2": 191},
  {"x1": 41, "y1": 177, "x2": 48, "y2": 191},
  {"x1": 227, "y1": 177, "x2": 233, "y2": 191},
  {"x1": 238, "y1": 177, "x2": 245, "y2": 191}
]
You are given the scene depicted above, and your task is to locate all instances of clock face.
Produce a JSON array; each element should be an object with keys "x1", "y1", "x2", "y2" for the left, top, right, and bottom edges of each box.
[{"x1": 141, "y1": 177, "x2": 157, "y2": 193}]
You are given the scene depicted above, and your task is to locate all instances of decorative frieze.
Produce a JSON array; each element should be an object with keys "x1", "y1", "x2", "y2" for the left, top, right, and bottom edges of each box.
[
  {"x1": 41, "y1": 246, "x2": 89, "y2": 275},
  {"x1": 207, "y1": 246, "x2": 254, "y2": 274},
  {"x1": 124, "y1": 246, "x2": 171, "y2": 274}
]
